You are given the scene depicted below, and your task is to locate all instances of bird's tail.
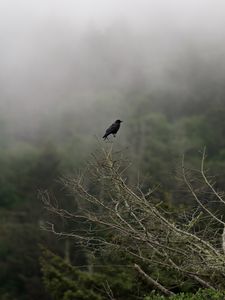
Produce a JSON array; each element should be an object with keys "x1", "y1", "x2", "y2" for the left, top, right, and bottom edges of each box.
[{"x1": 102, "y1": 133, "x2": 108, "y2": 140}]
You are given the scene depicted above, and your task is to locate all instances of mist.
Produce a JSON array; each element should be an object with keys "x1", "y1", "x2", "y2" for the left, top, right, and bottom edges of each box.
[
  {"x1": 3, "y1": 3, "x2": 225, "y2": 298},
  {"x1": 0, "y1": 0, "x2": 225, "y2": 135}
]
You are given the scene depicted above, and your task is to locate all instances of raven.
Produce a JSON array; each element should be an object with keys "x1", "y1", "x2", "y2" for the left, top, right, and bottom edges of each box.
[{"x1": 102, "y1": 120, "x2": 123, "y2": 140}]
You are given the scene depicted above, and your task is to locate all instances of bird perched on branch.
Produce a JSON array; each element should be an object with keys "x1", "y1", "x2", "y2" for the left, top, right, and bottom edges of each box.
[{"x1": 102, "y1": 120, "x2": 123, "y2": 140}]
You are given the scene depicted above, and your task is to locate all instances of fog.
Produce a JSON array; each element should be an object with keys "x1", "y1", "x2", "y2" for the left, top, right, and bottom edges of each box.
[{"x1": 1, "y1": 0, "x2": 225, "y2": 134}]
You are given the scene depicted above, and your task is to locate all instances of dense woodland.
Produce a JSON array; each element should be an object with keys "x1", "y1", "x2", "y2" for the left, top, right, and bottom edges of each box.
[
  {"x1": 1, "y1": 16, "x2": 225, "y2": 299},
  {"x1": 1, "y1": 87, "x2": 225, "y2": 299}
]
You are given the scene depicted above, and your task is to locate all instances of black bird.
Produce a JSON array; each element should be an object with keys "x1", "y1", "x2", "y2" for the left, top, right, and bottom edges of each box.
[{"x1": 102, "y1": 120, "x2": 123, "y2": 140}]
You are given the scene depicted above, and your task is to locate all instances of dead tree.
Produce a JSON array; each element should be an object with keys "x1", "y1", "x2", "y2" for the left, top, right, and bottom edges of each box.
[{"x1": 42, "y1": 145, "x2": 225, "y2": 294}]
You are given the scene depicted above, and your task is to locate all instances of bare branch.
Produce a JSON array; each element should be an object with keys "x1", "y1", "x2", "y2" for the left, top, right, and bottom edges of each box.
[{"x1": 134, "y1": 264, "x2": 175, "y2": 296}]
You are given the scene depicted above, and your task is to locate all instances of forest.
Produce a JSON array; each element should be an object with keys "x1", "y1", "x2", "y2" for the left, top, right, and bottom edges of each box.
[{"x1": 1, "y1": 1, "x2": 225, "y2": 299}]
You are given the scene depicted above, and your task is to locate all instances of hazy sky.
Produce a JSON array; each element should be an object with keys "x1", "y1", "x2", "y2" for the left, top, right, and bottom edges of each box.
[
  {"x1": 1, "y1": 0, "x2": 225, "y2": 129},
  {"x1": 1, "y1": 0, "x2": 225, "y2": 40}
]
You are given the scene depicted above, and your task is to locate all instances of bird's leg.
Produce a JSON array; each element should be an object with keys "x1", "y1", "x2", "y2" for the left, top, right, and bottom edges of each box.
[{"x1": 113, "y1": 134, "x2": 116, "y2": 137}]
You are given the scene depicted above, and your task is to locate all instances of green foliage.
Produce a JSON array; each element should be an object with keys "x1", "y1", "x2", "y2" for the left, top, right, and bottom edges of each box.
[
  {"x1": 41, "y1": 248, "x2": 107, "y2": 300},
  {"x1": 0, "y1": 220, "x2": 48, "y2": 300},
  {"x1": 144, "y1": 289, "x2": 225, "y2": 300},
  {"x1": 41, "y1": 248, "x2": 147, "y2": 300},
  {"x1": 0, "y1": 143, "x2": 67, "y2": 299}
]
